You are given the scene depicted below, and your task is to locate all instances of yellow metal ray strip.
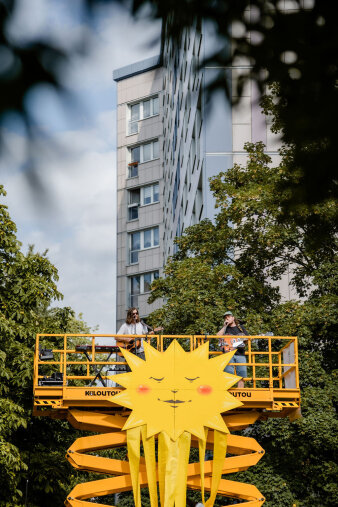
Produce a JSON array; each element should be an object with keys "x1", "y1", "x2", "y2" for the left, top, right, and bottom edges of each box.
[
  {"x1": 205, "y1": 431, "x2": 228, "y2": 507},
  {"x1": 141, "y1": 426, "x2": 158, "y2": 507},
  {"x1": 174, "y1": 431, "x2": 191, "y2": 507},
  {"x1": 198, "y1": 428, "x2": 208, "y2": 504},
  {"x1": 127, "y1": 426, "x2": 142, "y2": 507}
]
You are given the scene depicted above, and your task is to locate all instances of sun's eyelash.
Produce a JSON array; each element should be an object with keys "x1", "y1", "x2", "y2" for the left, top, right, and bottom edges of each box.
[
  {"x1": 149, "y1": 376, "x2": 164, "y2": 382},
  {"x1": 185, "y1": 376, "x2": 200, "y2": 382}
]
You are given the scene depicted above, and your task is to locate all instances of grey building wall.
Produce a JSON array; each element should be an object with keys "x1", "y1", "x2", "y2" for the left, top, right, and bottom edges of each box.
[
  {"x1": 114, "y1": 62, "x2": 164, "y2": 329},
  {"x1": 114, "y1": 15, "x2": 296, "y2": 329}
]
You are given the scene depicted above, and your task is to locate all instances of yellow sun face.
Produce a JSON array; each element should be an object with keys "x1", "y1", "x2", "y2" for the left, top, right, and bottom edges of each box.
[{"x1": 109, "y1": 340, "x2": 243, "y2": 441}]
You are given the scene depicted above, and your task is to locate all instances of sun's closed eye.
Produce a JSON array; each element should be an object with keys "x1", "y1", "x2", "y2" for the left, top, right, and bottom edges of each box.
[
  {"x1": 185, "y1": 376, "x2": 200, "y2": 382},
  {"x1": 149, "y1": 376, "x2": 164, "y2": 382}
]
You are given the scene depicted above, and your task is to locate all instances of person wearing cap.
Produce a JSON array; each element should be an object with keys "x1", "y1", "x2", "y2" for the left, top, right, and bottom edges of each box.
[{"x1": 217, "y1": 311, "x2": 249, "y2": 388}]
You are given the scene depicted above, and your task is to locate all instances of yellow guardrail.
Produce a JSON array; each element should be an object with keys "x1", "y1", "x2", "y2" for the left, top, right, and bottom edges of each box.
[{"x1": 34, "y1": 334, "x2": 299, "y2": 390}]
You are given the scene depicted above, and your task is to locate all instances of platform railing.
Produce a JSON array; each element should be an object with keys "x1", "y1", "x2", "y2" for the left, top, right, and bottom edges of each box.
[{"x1": 34, "y1": 334, "x2": 299, "y2": 390}]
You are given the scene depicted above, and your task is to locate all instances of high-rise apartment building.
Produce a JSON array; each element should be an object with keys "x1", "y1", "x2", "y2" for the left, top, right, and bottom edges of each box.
[
  {"x1": 113, "y1": 21, "x2": 284, "y2": 329},
  {"x1": 113, "y1": 57, "x2": 164, "y2": 328}
]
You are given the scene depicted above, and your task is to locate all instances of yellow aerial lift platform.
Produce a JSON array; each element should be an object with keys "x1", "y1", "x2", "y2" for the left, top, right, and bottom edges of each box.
[{"x1": 33, "y1": 334, "x2": 301, "y2": 506}]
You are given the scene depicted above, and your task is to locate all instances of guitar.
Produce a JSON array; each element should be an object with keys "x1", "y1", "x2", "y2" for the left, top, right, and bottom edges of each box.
[
  {"x1": 116, "y1": 337, "x2": 142, "y2": 354},
  {"x1": 116, "y1": 326, "x2": 164, "y2": 355},
  {"x1": 219, "y1": 336, "x2": 246, "y2": 352}
]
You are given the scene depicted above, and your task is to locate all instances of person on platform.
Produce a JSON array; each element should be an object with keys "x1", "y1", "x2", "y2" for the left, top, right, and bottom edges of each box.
[
  {"x1": 116, "y1": 307, "x2": 153, "y2": 360},
  {"x1": 217, "y1": 311, "x2": 249, "y2": 388}
]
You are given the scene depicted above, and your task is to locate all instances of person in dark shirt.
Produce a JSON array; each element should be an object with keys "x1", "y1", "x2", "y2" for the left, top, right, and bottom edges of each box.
[{"x1": 217, "y1": 311, "x2": 248, "y2": 388}]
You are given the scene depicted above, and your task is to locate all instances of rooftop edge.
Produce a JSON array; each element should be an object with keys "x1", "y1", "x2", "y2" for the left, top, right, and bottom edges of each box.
[{"x1": 113, "y1": 54, "x2": 162, "y2": 82}]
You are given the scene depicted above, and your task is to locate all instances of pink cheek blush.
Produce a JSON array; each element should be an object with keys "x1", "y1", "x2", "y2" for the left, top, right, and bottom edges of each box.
[
  {"x1": 197, "y1": 385, "x2": 212, "y2": 395},
  {"x1": 137, "y1": 385, "x2": 150, "y2": 394}
]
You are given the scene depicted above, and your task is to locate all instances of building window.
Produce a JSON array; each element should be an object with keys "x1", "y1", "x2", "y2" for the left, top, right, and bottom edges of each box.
[
  {"x1": 128, "y1": 96, "x2": 159, "y2": 135},
  {"x1": 129, "y1": 271, "x2": 159, "y2": 307},
  {"x1": 128, "y1": 188, "x2": 140, "y2": 221},
  {"x1": 127, "y1": 183, "x2": 159, "y2": 220},
  {"x1": 128, "y1": 145, "x2": 140, "y2": 177},
  {"x1": 142, "y1": 183, "x2": 159, "y2": 205},
  {"x1": 172, "y1": 160, "x2": 180, "y2": 217},
  {"x1": 129, "y1": 103, "x2": 140, "y2": 134},
  {"x1": 174, "y1": 215, "x2": 181, "y2": 254},
  {"x1": 128, "y1": 140, "x2": 159, "y2": 178},
  {"x1": 129, "y1": 227, "x2": 159, "y2": 264}
]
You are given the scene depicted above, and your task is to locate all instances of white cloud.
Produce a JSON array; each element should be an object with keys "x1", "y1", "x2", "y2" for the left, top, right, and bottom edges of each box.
[
  {"x1": 1, "y1": 4, "x2": 162, "y2": 333},
  {"x1": 1, "y1": 115, "x2": 116, "y2": 332},
  {"x1": 62, "y1": 6, "x2": 161, "y2": 90}
]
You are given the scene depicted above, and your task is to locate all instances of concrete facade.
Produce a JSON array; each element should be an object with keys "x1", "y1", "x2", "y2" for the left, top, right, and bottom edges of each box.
[
  {"x1": 160, "y1": 20, "x2": 282, "y2": 257},
  {"x1": 114, "y1": 60, "x2": 164, "y2": 328},
  {"x1": 114, "y1": 19, "x2": 294, "y2": 329}
]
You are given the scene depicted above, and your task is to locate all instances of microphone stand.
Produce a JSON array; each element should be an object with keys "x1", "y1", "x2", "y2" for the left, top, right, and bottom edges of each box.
[
  {"x1": 140, "y1": 319, "x2": 154, "y2": 333},
  {"x1": 132, "y1": 319, "x2": 138, "y2": 358}
]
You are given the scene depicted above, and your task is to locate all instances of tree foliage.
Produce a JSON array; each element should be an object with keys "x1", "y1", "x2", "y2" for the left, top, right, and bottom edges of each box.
[
  {"x1": 149, "y1": 140, "x2": 337, "y2": 330},
  {"x1": 147, "y1": 142, "x2": 337, "y2": 505},
  {"x1": 1, "y1": 0, "x2": 337, "y2": 209},
  {"x1": 0, "y1": 185, "x2": 92, "y2": 506},
  {"x1": 134, "y1": 0, "x2": 338, "y2": 208}
]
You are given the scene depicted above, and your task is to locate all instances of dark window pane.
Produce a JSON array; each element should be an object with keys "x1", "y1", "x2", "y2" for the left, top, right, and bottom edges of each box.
[
  {"x1": 153, "y1": 97, "x2": 159, "y2": 115},
  {"x1": 143, "y1": 185, "x2": 152, "y2": 205},
  {"x1": 143, "y1": 100, "x2": 151, "y2": 118},
  {"x1": 131, "y1": 232, "x2": 140, "y2": 251},
  {"x1": 128, "y1": 163, "x2": 138, "y2": 178},
  {"x1": 128, "y1": 207, "x2": 138, "y2": 220},
  {"x1": 153, "y1": 227, "x2": 159, "y2": 246},
  {"x1": 131, "y1": 146, "x2": 140, "y2": 162},
  {"x1": 131, "y1": 276, "x2": 140, "y2": 295},
  {"x1": 130, "y1": 251, "x2": 138, "y2": 264},
  {"x1": 130, "y1": 103, "x2": 140, "y2": 121},
  {"x1": 144, "y1": 273, "x2": 152, "y2": 292},
  {"x1": 143, "y1": 143, "x2": 151, "y2": 162},
  {"x1": 129, "y1": 121, "x2": 138, "y2": 135},
  {"x1": 144, "y1": 229, "x2": 152, "y2": 248},
  {"x1": 130, "y1": 294, "x2": 138, "y2": 307},
  {"x1": 153, "y1": 140, "x2": 159, "y2": 159},
  {"x1": 153, "y1": 183, "x2": 159, "y2": 202},
  {"x1": 129, "y1": 189, "x2": 140, "y2": 205}
]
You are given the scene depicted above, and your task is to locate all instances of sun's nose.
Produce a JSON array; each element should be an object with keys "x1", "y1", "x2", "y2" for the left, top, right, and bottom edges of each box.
[{"x1": 171, "y1": 390, "x2": 178, "y2": 393}]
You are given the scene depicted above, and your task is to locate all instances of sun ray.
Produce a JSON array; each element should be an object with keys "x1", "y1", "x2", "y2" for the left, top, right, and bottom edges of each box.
[
  {"x1": 186, "y1": 423, "x2": 206, "y2": 442},
  {"x1": 205, "y1": 413, "x2": 229, "y2": 434},
  {"x1": 109, "y1": 372, "x2": 133, "y2": 388},
  {"x1": 165, "y1": 339, "x2": 177, "y2": 353},
  {"x1": 223, "y1": 373, "x2": 243, "y2": 390},
  {"x1": 143, "y1": 340, "x2": 161, "y2": 361},
  {"x1": 189, "y1": 341, "x2": 210, "y2": 361},
  {"x1": 110, "y1": 390, "x2": 133, "y2": 409},
  {"x1": 210, "y1": 349, "x2": 236, "y2": 370},
  {"x1": 123, "y1": 411, "x2": 147, "y2": 431},
  {"x1": 119, "y1": 348, "x2": 145, "y2": 369},
  {"x1": 220, "y1": 393, "x2": 243, "y2": 413}
]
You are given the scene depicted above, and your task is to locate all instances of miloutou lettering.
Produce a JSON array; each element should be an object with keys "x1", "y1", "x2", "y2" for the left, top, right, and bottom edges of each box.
[
  {"x1": 231, "y1": 391, "x2": 252, "y2": 398},
  {"x1": 84, "y1": 390, "x2": 119, "y2": 396}
]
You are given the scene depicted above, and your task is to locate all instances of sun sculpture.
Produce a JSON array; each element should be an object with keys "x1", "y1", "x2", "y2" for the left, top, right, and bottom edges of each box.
[{"x1": 109, "y1": 340, "x2": 243, "y2": 507}]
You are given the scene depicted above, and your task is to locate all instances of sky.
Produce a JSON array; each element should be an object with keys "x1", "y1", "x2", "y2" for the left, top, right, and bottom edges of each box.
[{"x1": 0, "y1": 0, "x2": 161, "y2": 332}]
